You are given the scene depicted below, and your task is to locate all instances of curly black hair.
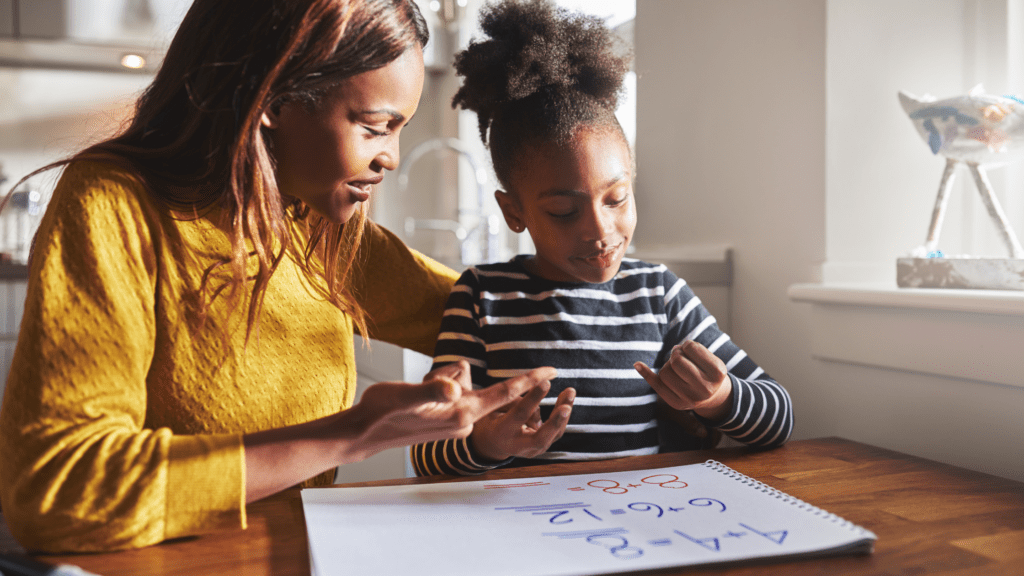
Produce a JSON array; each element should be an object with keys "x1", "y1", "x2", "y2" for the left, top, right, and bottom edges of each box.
[{"x1": 452, "y1": 0, "x2": 632, "y2": 189}]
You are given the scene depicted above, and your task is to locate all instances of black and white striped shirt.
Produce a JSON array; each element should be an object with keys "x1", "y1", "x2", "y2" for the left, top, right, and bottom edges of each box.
[{"x1": 411, "y1": 257, "x2": 793, "y2": 476}]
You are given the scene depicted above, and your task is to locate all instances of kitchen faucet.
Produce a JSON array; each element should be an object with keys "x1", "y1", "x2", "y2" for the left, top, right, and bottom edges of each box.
[{"x1": 397, "y1": 137, "x2": 501, "y2": 266}]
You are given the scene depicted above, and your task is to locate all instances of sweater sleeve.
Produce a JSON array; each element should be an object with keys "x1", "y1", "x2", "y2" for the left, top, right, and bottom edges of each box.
[
  {"x1": 350, "y1": 220, "x2": 459, "y2": 357},
  {"x1": 411, "y1": 269, "x2": 512, "y2": 476},
  {"x1": 0, "y1": 163, "x2": 245, "y2": 553},
  {"x1": 658, "y1": 270, "x2": 794, "y2": 449}
]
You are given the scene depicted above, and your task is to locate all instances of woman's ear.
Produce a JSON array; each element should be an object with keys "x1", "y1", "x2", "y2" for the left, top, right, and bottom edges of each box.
[
  {"x1": 495, "y1": 189, "x2": 525, "y2": 233},
  {"x1": 261, "y1": 99, "x2": 285, "y2": 129},
  {"x1": 261, "y1": 108, "x2": 279, "y2": 129}
]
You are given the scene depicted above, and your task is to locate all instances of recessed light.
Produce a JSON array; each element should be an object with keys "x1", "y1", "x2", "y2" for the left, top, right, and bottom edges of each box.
[{"x1": 120, "y1": 54, "x2": 146, "y2": 69}]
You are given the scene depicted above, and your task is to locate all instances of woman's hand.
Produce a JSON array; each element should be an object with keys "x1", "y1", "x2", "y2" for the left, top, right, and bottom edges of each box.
[
  {"x1": 243, "y1": 361, "x2": 557, "y2": 502},
  {"x1": 468, "y1": 382, "x2": 575, "y2": 462},
  {"x1": 345, "y1": 361, "x2": 561, "y2": 460},
  {"x1": 634, "y1": 340, "x2": 733, "y2": 422}
]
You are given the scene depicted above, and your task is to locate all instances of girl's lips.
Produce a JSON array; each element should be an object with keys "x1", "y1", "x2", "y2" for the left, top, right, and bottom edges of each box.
[{"x1": 578, "y1": 244, "x2": 622, "y2": 268}]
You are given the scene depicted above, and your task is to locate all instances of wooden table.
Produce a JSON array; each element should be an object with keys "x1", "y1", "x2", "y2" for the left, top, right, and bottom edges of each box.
[{"x1": 3, "y1": 437, "x2": 1024, "y2": 575}]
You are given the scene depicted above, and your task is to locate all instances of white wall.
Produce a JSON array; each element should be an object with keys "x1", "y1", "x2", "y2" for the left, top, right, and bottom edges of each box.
[
  {"x1": 635, "y1": 0, "x2": 1024, "y2": 482},
  {"x1": 634, "y1": 0, "x2": 827, "y2": 436}
]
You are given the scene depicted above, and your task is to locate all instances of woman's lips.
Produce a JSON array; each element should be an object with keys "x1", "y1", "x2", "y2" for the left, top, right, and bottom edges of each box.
[{"x1": 347, "y1": 176, "x2": 383, "y2": 202}]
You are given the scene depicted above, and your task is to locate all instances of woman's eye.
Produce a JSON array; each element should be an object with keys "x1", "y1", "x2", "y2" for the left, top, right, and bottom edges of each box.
[{"x1": 364, "y1": 126, "x2": 390, "y2": 137}]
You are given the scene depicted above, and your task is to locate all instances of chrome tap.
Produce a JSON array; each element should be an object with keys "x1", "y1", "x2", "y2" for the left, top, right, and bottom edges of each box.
[{"x1": 397, "y1": 138, "x2": 502, "y2": 266}]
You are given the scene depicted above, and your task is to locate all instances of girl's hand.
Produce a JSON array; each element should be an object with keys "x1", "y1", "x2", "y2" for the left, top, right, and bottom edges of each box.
[
  {"x1": 634, "y1": 340, "x2": 733, "y2": 422},
  {"x1": 468, "y1": 380, "x2": 575, "y2": 462}
]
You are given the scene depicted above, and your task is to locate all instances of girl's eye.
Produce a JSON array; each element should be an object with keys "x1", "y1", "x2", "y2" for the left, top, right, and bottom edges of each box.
[{"x1": 364, "y1": 126, "x2": 390, "y2": 137}]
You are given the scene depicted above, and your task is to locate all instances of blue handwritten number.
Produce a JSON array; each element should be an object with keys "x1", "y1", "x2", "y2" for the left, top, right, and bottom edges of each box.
[
  {"x1": 627, "y1": 502, "x2": 664, "y2": 518},
  {"x1": 585, "y1": 535, "x2": 644, "y2": 559},
  {"x1": 674, "y1": 530, "x2": 721, "y2": 552},
  {"x1": 688, "y1": 498, "x2": 726, "y2": 512},
  {"x1": 739, "y1": 523, "x2": 788, "y2": 545},
  {"x1": 544, "y1": 511, "x2": 572, "y2": 524}
]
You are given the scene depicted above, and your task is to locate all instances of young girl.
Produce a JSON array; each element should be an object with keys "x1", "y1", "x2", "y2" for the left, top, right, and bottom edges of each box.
[{"x1": 411, "y1": 0, "x2": 793, "y2": 476}]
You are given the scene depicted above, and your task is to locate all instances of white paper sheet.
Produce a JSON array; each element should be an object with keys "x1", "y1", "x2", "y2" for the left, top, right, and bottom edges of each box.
[{"x1": 301, "y1": 460, "x2": 875, "y2": 576}]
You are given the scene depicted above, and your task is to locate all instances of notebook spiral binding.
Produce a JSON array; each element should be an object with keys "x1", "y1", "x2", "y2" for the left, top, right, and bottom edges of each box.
[{"x1": 702, "y1": 460, "x2": 876, "y2": 539}]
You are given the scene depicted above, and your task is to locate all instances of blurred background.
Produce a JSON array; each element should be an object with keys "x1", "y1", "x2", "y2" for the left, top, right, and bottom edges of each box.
[{"x1": 1, "y1": 0, "x2": 1022, "y2": 484}]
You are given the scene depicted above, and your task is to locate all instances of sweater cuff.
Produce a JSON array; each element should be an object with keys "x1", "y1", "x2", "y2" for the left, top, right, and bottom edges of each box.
[
  {"x1": 462, "y1": 437, "x2": 514, "y2": 472},
  {"x1": 164, "y1": 433, "x2": 246, "y2": 540},
  {"x1": 695, "y1": 374, "x2": 743, "y2": 429}
]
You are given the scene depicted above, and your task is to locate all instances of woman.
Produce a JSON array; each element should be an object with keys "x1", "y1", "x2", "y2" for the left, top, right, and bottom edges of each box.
[{"x1": 0, "y1": 0, "x2": 558, "y2": 553}]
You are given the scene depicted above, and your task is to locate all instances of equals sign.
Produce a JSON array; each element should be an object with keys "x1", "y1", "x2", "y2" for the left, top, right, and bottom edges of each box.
[
  {"x1": 648, "y1": 539, "x2": 672, "y2": 547},
  {"x1": 568, "y1": 487, "x2": 585, "y2": 491}
]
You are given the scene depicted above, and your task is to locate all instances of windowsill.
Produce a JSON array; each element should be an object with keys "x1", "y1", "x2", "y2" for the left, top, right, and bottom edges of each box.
[
  {"x1": 788, "y1": 282, "x2": 1024, "y2": 316},
  {"x1": 788, "y1": 282, "x2": 1024, "y2": 388}
]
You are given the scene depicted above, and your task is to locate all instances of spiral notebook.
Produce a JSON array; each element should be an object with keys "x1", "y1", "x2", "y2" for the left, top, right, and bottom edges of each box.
[{"x1": 301, "y1": 459, "x2": 877, "y2": 576}]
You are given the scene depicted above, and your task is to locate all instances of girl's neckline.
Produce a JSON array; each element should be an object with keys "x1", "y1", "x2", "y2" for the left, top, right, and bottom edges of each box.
[{"x1": 507, "y1": 254, "x2": 622, "y2": 288}]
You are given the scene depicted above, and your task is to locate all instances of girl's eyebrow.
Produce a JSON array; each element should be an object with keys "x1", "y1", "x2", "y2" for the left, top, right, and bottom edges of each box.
[{"x1": 536, "y1": 172, "x2": 628, "y2": 198}]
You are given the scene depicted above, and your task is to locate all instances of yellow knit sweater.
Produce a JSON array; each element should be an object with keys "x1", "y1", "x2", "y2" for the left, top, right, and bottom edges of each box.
[{"x1": 0, "y1": 161, "x2": 458, "y2": 552}]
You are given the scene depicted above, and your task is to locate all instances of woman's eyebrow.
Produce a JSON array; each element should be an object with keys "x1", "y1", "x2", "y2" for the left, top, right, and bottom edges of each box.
[{"x1": 359, "y1": 108, "x2": 407, "y2": 122}]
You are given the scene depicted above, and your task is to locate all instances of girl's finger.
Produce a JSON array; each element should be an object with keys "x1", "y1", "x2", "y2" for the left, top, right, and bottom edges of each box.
[
  {"x1": 635, "y1": 362, "x2": 690, "y2": 410},
  {"x1": 505, "y1": 378, "x2": 551, "y2": 423},
  {"x1": 679, "y1": 341, "x2": 727, "y2": 382},
  {"x1": 662, "y1": 348, "x2": 714, "y2": 399},
  {"x1": 522, "y1": 404, "x2": 572, "y2": 456}
]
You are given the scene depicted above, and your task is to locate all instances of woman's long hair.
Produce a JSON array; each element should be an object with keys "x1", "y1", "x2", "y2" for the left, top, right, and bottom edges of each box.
[{"x1": 10, "y1": 0, "x2": 428, "y2": 340}]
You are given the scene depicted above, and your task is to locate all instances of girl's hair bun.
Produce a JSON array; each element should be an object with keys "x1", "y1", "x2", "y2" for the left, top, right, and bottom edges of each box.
[{"x1": 452, "y1": 0, "x2": 632, "y2": 148}]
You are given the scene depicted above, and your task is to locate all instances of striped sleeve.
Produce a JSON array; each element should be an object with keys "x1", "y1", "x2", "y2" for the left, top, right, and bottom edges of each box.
[
  {"x1": 411, "y1": 269, "x2": 509, "y2": 476},
  {"x1": 410, "y1": 437, "x2": 513, "y2": 477},
  {"x1": 659, "y1": 270, "x2": 793, "y2": 449}
]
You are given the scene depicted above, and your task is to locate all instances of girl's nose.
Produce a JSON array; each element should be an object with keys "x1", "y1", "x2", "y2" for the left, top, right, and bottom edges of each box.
[{"x1": 582, "y1": 206, "x2": 614, "y2": 242}]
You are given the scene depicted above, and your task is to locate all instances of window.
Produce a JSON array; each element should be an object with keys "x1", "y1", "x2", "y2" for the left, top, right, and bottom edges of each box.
[{"x1": 826, "y1": 0, "x2": 1024, "y2": 283}]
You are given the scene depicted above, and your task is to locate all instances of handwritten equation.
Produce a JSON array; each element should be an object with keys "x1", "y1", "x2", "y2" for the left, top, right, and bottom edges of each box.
[{"x1": 494, "y1": 472, "x2": 789, "y2": 561}]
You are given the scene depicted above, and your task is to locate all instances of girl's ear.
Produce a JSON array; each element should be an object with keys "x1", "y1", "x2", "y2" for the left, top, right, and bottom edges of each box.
[{"x1": 495, "y1": 190, "x2": 525, "y2": 233}]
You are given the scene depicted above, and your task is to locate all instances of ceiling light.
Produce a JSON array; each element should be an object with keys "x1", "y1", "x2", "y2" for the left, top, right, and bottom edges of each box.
[{"x1": 120, "y1": 53, "x2": 146, "y2": 69}]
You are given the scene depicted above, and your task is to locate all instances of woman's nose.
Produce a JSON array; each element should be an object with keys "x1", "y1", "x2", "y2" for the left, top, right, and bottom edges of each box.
[{"x1": 376, "y1": 137, "x2": 400, "y2": 171}]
